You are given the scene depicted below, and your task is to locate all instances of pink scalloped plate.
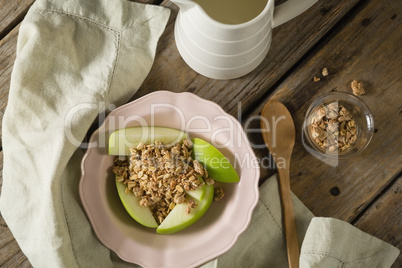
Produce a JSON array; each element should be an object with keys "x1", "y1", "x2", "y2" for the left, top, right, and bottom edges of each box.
[{"x1": 79, "y1": 91, "x2": 260, "y2": 268}]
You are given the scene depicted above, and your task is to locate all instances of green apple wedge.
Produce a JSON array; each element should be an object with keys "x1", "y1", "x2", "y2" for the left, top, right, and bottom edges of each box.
[
  {"x1": 109, "y1": 126, "x2": 188, "y2": 155},
  {"x1": 185, "y1": 176, "x2": 206, "y2": 201},
  {"x1": 191, "y1": 138, "x2": 240, "y2": 183},
  {"x1": 157, "y1": 184, "x2": 214, "y2": 235},
  {"x1": 115, "y1": 181, "x2": 158, "y2": 228},
  {"x1": 115, "y1": 175, "x2": 207, "y2": 230}
]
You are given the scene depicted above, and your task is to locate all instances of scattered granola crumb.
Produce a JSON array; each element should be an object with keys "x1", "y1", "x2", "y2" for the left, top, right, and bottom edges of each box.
[
  {"x1": 351, "y1": 80, "x2": 365, "y2": 96},
  {"x1": 313, "y1": 76, "x2": 321, "y2": 82},
  {"x1": 214, "y1": 186, "x2": 225, "y2": 201},
  {"x1": 322, "y1": 67, "x2": 329, "y2": 76}
]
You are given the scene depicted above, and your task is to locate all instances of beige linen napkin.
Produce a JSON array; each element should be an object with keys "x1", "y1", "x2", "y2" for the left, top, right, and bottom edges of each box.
[
  {"x1": 0, "y1": 0, "x2": 169, "y2": 267},
  {"x1": 300, "y1": 217, "x2": 400, "y2": 267},
  {"x1": 1, "y1": 0, "x2": 399, "y2": 268},
  {"x1": 214, "y1": 175, "x2": 400, "y2": 267}
]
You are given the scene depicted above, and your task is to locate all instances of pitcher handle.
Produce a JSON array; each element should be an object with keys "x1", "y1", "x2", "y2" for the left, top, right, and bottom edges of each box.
[{"x1": 273, "y1": 0, "x2": 317, "y2": 28}]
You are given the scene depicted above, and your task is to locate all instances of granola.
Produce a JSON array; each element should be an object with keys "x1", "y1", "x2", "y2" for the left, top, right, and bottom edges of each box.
[
  {"x1": 351, "y1": 80, "x2": 365, "y2": 96},
  {"x1": 310, "y1": 102, "x2": 357, "y2": 152},
  {"x1": 313, "y1": 76, "x2": 321, "y2": 82},
  {"x1": 112, "y1": 140, "x2": 223, "y2": 224},
  {"x1": 322, "y1": 67, "x2": 329, "y2": 77},
  {"x1": 214, "y1": 186, "x2": 225, "y2": 201}
]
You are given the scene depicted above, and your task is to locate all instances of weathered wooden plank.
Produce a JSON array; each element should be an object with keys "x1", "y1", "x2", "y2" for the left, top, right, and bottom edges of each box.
[
  {"x1": 0, "y1": 0, "x2": 360, "y2": 149},
  {"x1": 0, "y1": 0, "x2": 400, "y2": 266},
  {"x1": 2, "y1": 255, "x2": 32, "y2": 268},
  {"x1": 0, "y1": 239, "x2": 30, "y2": 268},
  {"x1": 245, "y1": 0, "x2": 402, "y2": 232},
  {"x1": 0, "y1": 238, "x2": 30, "y2": 268},
  {"x1": 0, "y1": 25, "x2": 19, "y2": 150},
  {"x1": 353, "y1": 176, "x2": 401, "y2": 268},
  {"x1": 136, "y1": 0, "x2": 361, "y2": 114},
  {"x1": 0, "y1": 0, "x2": 34, "y2": 40}
]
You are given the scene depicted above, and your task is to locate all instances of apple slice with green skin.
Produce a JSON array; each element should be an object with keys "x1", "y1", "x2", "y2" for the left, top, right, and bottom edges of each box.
[
  {"x1": 191, "y1": 138, "x2": 240, "y2": 183},
  {"x1": 156, "y1": 184, "x2": 214, "y2": 235},
  {"x1": 109, "y1": 126, "x2": 188, "y2": 155},
  {"x1": 185, "y1": 176, "x2": 206, "y2": 201},
  {"x1": 116, "y1": 176, "x2": 206, "y2": 229},
  {"x1": 115, "y1": 181, "x2": 158, "y2": 228}
]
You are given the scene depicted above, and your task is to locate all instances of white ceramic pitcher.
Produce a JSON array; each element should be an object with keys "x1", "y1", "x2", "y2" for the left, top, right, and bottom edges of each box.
[{"x1": 172, "y1": 0, "x2": 317, "y2": 79}]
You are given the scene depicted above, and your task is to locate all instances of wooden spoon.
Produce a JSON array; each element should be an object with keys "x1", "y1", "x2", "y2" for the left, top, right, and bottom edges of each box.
[{"x1": 260, "y1": 100, "x2": 299, "y2": 268}]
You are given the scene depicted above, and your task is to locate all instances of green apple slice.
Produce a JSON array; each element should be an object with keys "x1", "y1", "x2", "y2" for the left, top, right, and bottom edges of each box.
[
  {"x1": 191, "y1": 138, "x2": 240, "y2": 183},
  {"x1": 116, "y1": 181, "x2": 158, "y2": 228},
  {"x1": 109, "y1": 126, "x2": 187, "y2": 155},
  {"x1": 116, "y1": 178, "x2": 207, "y2": 230},
  {"x1": 156, "y1": 184, "x2": 214, "y2": 235},
  {"x1": 185, "y1": 176, "x2": 206, "y2": 201}
]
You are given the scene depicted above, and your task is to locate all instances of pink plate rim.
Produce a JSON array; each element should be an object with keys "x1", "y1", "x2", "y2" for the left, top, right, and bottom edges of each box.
[{"x1": 79, "y1": 91, "x2": 260, "y2": 268}]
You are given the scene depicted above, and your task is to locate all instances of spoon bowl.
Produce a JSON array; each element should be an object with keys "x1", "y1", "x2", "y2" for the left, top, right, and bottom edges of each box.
[{"x1": 260, "y1": 101, "x2": 295, "y2": 158}]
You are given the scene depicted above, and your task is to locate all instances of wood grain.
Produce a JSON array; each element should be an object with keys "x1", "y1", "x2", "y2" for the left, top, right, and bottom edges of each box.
[
  {"x1": 136, "y1": 0, "x2": 361, "y2": 115},
  {"x1": 261, "y1": 101, "x2": 299, "y2": 268},
  {"x1": 0, "y1": 0, "x2": 361, "y2": 154},
  {"x1": 246, "y1": 0, "x2": 402, "y2": 222},
  {"x1": 0, "y1": 0, "x2": 34, "y2": 149},
  {"x1": 0, "y1": 0, "x2": 400, "y2": 267},
  {"x1": 354, "y1": 176, "x2": 401, "y2": 268},
  {"x1": 0, "y1": 25, "x2": 19, "y2": 150},
  {"x1": 0, "y1": 0, "x2": 34, "y2": 40}
]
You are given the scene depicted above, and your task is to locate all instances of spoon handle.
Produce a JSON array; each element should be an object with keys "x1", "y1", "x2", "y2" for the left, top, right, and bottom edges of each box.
[{"x1": 277, "y1": 166, "x2": 299, "y2": 268}]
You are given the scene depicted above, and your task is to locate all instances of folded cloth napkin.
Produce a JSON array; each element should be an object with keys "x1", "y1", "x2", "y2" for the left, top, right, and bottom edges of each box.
[
  {"x1": 0, "y1": 1, "x2": 399, "y2": 268},
  {"x1": 213, "y1": 176, "x2": 400, "y2": 268},
  {"x1": 0, "y1": 0, "x2": 170, "y2": 267}
]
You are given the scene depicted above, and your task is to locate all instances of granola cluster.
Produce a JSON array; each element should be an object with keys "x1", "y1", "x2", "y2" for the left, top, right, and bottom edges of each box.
[
  {"x1": 351, "y1": 80, "x2": 365, "y2": 96},
  {"x1": 322, "y1": 67, "x2": 329, "y2": 77},
  {"x1": 313, "y1": 67, "x2": 329, "y2": 82},
  {"x1": 213, "y1": 186, "x2": 225, "y2": 201},
  {"x1": 112, "y1": 140, "x2": 221, "y2": 224},
  {"x1": 310, "y1": 102, "x2": 357, "y2": 152}
]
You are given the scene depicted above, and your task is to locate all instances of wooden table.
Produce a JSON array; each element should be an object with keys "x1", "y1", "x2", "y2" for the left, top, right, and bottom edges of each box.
[{"x1": 0, "y1": 0, "x2": 401, "y2": 267}]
